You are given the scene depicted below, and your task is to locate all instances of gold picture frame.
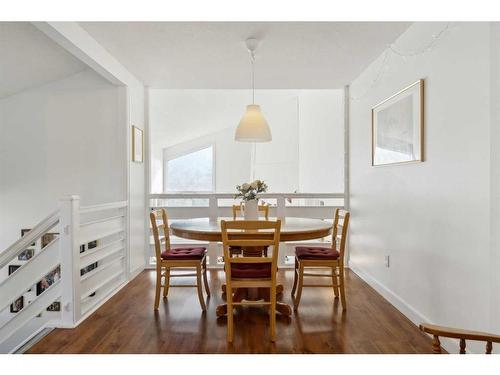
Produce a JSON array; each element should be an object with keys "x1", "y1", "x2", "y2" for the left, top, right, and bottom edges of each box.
[
  {"x1": 132, "y1": 125, "x2": 144, "y2": 163},
  {"x1": 371, "y1": 79, "x2": 424, "y2": 166}
]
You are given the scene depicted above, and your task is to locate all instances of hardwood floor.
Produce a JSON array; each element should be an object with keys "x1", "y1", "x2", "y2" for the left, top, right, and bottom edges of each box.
[{"x1": 27, "y1": 269, "x2": 433, "y2": 354}]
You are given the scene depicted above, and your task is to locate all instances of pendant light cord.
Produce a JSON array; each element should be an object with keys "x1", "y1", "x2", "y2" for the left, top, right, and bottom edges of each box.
[{"x1": 250, "y1": 50, "x2": 255, "y2": 104}]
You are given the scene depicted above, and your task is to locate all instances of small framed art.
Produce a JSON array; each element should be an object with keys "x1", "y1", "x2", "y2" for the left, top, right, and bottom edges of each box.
[
  {"x1": 47, "y1": 301, "x2": 61, "y2": 312},
  {"x1": 10, "y1": 296, "x2": 23, "y2": 313},
  {"x1": 18, "y1": 249, "x2": 34, "y2": 261},
  {"x1": 37, "y1": 266, "x2": 61, "y2": 296},
  {"x1": 132, "y1": 125, "x2": 144, "y2": 163}
]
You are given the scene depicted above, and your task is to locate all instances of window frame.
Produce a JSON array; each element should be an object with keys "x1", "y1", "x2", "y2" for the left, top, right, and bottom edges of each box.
[{"x1": 162, "y1": 142, "x2": 216, "y2": 193}]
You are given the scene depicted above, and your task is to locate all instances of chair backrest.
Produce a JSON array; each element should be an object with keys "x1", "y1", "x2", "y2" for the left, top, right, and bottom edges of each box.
[
  {"x1": 420, "y1": 323, "x2": 500, "y2": 354},
  {"x1": 221, "y1": 220, "x2": 281, "y2": 280},
  {"x1": 232, "y1": 203, "x2": 269, "y2": 220},
  {"x1": 149, "y1": 208, "x2": 171, "y2": 263},
  {"x1": 332, "y1": 208, "x2": 350, "y2": 259}
]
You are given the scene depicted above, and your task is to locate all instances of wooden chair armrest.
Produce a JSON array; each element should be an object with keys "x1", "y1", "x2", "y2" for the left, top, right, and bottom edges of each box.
[{"x1": 420, "y1": 323, "x2": 500, "y2": 343}]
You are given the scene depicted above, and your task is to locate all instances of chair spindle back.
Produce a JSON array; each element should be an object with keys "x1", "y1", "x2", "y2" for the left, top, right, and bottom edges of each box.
[
  {"x1": 332, "y1": 208, "x2": 350, "y2": 259},
  {"x1": 149, "y1": 208, "x2": 171, "y2": 263},
  {"x1": 221, "y1": 220, "x2": 281, "y2": 280}
]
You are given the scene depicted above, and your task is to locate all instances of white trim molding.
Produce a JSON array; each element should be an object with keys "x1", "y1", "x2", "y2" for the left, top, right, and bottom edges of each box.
[{"x1": 349, "y1": 262, "x2": 471, "y2": 354}]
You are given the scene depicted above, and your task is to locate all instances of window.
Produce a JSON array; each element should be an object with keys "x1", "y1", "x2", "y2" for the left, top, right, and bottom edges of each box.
[{"x1": 165, "y1": 145, "x2": 214, "y2": 192}]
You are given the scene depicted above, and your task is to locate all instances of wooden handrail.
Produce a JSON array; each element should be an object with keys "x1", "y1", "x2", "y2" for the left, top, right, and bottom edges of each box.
[
  {"x1": 420, "y1": 323, "x2": 500, "y2": 342},
  {"x1": 420, "y1": 323, "x2": 500, "y2": 354}
]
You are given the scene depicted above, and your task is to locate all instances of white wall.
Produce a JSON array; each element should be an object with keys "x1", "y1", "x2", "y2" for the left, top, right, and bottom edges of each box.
[
  {"x1": 32, "y1": 21, "x2": 147, "y2": 276},
  {"x1": 489, "y1": 22, "x2": 500, "y2": 335},
  {"x1": 0, "y1": 69, "x2": 126, "y2": 249},
  {"x1": 349, "y1": 22, "x2": 496, "y2": 349},
  {"x1": 128, "y1": 85, "x2": 147, "y2": 274},
  {"x1": 299, "y1": 90, "x2": 344, "y2": 193},
  {"x1": 149, "y1": 89, "x2": 344, "y2": 194}
]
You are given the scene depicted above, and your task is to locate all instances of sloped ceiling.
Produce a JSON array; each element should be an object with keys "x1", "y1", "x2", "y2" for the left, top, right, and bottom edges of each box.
[
  {"x1": 80, "y1": 22, "x2": 411, "y2": 89},
  {"x1": 0, "y1": 22, "x2": 87, "y2": 99}
]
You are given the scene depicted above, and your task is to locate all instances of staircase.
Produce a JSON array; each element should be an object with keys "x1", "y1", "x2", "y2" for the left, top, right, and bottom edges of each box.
[{"x1": 0, "y1": 196, "x2": 129, "y2": 353}]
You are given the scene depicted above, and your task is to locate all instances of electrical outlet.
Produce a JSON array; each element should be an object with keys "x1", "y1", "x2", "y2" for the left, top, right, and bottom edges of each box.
[
  {"x1": 284, "y1": 255, "x2": 295, "y2": 265},
  {"x1": 385, "y1": 255, "x2": 390, "y2": 268}
]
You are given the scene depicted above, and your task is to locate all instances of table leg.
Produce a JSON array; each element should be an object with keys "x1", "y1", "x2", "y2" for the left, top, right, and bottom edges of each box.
[{"x1": 216, "y1": 284, "x2": 291, "y2": 318}]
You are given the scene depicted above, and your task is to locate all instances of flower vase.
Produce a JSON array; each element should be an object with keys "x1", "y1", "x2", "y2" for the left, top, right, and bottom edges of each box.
[{"x1": 243, "y1": 199, "x2": 259, "y2": 220}]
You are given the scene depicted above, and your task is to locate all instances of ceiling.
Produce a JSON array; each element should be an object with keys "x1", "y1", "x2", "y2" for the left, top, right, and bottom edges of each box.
[
  {"x1": 80, "y1": 22, "x2": 411, "y2": 89},
  {"x1": 0, "y1": 22, "x2": 87, "y2": 99}
]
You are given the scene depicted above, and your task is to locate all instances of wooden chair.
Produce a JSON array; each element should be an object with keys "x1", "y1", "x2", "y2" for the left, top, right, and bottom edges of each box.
[
  {"x1": 150, "y1": 208, "x2": 210, "y2": 311},
  {"x1": 420, "y1": 323, "x2": 500, "y2": 354},
  {"x1": 232, "y1": 203, "x2": 269, "y2": 220},
  {"x1": 291, "y1": 208, "x2": 350, "y2": 311},
  {"x1": 221, "y1": 219, "x2": 281, "y2": 343},
  {"x1": 231, "y1": 203, "x2": 270, "y2": 257}
]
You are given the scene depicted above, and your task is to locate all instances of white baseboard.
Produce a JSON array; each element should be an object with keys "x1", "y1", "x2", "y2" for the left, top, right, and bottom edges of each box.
[
  {"x1": 349, "y1": 262, "x2": 462, "y2": 354},
  {"x1": 129, "y1": 264, "x2": 145, "y2": 279}
]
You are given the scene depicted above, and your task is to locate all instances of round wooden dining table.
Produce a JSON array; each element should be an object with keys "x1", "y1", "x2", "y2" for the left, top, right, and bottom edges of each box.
[{"x1": 170, "y1": 217, "x2": 332, "y2": 317}]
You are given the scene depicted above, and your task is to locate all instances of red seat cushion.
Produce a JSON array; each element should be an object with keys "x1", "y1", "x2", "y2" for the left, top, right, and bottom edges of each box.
[
  {"x1": 231, "y1": 263, "x2": 272, "y2": 279},
  {"x1": 161, "y1": 247, "x2": 206, "y2": 260},
  {"x1": 295, "y1": 246, "x2": 340, "y2": 260}
]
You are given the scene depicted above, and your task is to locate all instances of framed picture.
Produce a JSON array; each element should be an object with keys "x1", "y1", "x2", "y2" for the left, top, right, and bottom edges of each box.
[
  {"x1": 18, "y1": 248, "x2": 34, "y2": 261},
  {"x1": 80, "y1": 262, "x2": 98, "y2": 276},
  {"x1": 10, "y1": 296, "x2": 23, "y2": 313},
  {"x1": 21, "y1": 229, "x2": 35, "y2": 246},
  {"x1": 132, "y1": 125, "x2": 144, "y2": 163},
  {"x1": 41, "y1": 232, "x2": 58, "y2": 248},
  {"x1": 372, "y1": 79, "x2": 424, "y2": 166},
  {"x1": 47, "y1": 301, "x2": 61, "y2": 312},
  {"x1": 36, "y1": 266, "x2": 61, "y2": 296},
  {"x1": 9, "y1": 265, "x2": 21, "y2": 275},
  {"x1": 80, "y1": 241, "x2": 99, "y2": 287}
]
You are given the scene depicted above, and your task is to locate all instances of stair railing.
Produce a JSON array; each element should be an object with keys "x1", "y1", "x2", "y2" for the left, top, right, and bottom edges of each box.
[{"x1": 0, "y1": 195, "x2": 129, "y2": 353}]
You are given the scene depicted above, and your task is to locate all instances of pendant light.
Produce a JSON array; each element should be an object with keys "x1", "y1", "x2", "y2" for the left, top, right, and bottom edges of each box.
[{"x1": 235, "y1": 38, "x2": 272, "y2": 142}]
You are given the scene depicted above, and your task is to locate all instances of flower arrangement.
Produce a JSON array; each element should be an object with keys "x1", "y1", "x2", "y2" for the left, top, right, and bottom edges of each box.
[{"x1": 234, "y1": 179, "x2": 268, "y2": 202}]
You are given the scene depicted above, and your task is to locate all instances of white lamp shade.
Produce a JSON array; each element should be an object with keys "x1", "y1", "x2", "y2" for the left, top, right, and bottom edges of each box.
[{"x1": 235, "y1": 104, "x2": 272, "y2": 142}]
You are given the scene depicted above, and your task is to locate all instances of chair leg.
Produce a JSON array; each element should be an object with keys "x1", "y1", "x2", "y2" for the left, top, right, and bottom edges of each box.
[
  {"x1": 339, "y1": 265, "x2": 347, "y2": 310},
  {"x1": 270, "y1": 284, "x2": 277, "y2": 342},
  {"x1": 293, "y1": 264, "x2": 304, "y2": 311},
  {"x1": 291, "y1": 257, "x2": 299, "y2": 297},
  {"x1": 332, "y1": 267, "x2": 339, "y2": 299},
  {"x1": 202, "y1": 258, "x2": 210, "y2": 297},
  {"x1": 154, "y1": 266, "x2": 162, "y2": 310},
  {"x1": 227, "y1": 285, "x2": 234, "y2": 343},
  {"x1": 163, "y1": 267, "x2": 170, "y2": 298},
  {"x1": 196, "y1": 265, "x2": 207, "y2": 311}
]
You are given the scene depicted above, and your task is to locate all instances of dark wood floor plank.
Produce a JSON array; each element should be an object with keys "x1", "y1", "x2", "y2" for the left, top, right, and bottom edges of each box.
[{"x1": 26, "y1": 269, "x2": 433, "y2": 354}]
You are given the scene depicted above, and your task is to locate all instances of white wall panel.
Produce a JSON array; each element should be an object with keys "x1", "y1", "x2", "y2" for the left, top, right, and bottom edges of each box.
[
  {"x1": 349, "y1": 22, "x2": 495, "y2": 350},
  {"x1": 0, "y1": 70, "x2": 125, "y2": 249}
]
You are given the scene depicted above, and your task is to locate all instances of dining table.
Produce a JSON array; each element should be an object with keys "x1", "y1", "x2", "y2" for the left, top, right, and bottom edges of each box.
[{"x1": 170, "y1": 217, "x2": 332, "y2": 317}]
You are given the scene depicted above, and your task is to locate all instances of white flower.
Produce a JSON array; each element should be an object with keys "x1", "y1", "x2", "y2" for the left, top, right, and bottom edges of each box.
[
  {"x1": 241, "y1": 183, "x2": 250, "y2": 190},
  {"x1": 250, "y1": 181, "x2": 258, "y2": 189}
]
